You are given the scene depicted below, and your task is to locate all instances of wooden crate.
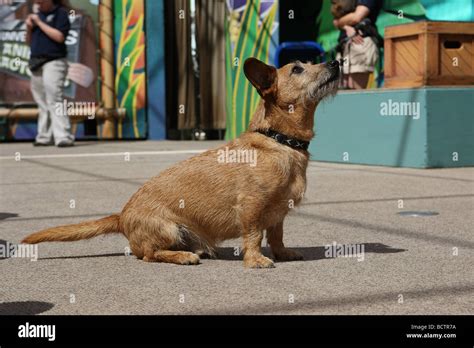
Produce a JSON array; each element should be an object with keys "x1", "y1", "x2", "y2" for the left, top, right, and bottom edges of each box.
[{"x1": 384, "y1": 21, "x2": 474, "y2": 88}]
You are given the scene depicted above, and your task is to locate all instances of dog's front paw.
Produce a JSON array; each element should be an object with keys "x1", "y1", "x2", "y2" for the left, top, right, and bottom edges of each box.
[
  {"x1": 273, "y1": 248, "x2": 304, "y2": 262},
  {"x1": 244, "y1": 255, "x2": 275, "y2": 269}
]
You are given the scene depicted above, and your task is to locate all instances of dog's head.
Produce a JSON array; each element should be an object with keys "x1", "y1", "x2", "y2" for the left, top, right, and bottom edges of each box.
[
  {"x1": 245, "y1": 58, "x2": 340, "y2": 140},
  {"x1": 244, "y1": 58, "x2": 339, "y2": 109},
  {"x1": 330, "y1": 0, "x2": 356, "y2": 19}
]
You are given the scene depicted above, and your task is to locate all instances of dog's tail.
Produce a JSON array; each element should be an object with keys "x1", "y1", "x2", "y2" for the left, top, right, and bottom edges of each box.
[{"x1": 22, "y1": 214, "x2": 121, "y2": 244}]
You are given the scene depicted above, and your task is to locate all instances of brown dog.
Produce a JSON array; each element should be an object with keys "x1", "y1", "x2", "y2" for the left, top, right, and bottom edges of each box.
[{"x1": 22, "y1": 58, "x2": 340, "y2": 268}]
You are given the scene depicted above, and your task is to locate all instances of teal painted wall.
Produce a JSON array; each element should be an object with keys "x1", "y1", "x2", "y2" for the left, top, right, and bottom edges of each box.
[
  {"x1": 421, "y1": 0, "x2": 474, "y2": 21},
  {"x1": 427, "y1": 89, "x2": 474, "y2": 167},
  {"x1": 310, "y1": 88, "x2": 474, "y2": 168}
]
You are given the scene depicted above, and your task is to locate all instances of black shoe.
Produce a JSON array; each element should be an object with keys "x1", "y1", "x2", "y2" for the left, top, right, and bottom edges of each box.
[
  {"x1": 57, "y1": 141, "x2": 74, "y2": 147},
  {"x1": 33, "y1": 141, "x2": 53, "y2": 146}
]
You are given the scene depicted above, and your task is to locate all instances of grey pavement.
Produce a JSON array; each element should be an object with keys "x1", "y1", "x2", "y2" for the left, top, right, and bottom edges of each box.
[{"x1": 0, "y1": 140, "x2": 473, "y2": 315}]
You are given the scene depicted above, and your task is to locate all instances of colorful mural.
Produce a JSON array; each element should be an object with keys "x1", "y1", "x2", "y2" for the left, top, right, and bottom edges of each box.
[
  {"x1": 114, "y1": 0, "x2": 147, "y2": 139},
  {"x1": 225, "y1": 0, "x2": 279, "y2": 140}
]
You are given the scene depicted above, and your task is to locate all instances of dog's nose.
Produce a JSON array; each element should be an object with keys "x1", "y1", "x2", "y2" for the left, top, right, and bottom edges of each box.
[{"x1": 326, "y1": 60, "x2": 339, "y2": 69}]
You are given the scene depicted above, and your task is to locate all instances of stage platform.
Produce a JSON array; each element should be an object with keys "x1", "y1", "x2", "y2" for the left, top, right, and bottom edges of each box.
[{"x1": 310, "y1": 87, "x2": 474, "y2": 168}]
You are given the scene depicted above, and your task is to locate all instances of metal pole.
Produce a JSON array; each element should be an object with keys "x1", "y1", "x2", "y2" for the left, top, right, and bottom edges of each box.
[
  {"x1": 189, "y1": 0, "x2": 204, "y2": 140},
  {"x1": 99, "y1": 0, "x2": 116, "y2": 138}
]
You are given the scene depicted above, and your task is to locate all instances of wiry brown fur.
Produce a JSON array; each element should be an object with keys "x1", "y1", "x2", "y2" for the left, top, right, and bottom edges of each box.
[{"x1": 22, "y1": 58, "x2": 339, "y2": 268}]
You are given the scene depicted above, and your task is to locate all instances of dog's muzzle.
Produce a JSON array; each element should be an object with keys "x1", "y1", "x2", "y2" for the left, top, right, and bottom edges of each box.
[
  {"x1": 326, "y1": 60, "x2": 340, "y2": 80},
  {"x1": 317, "y1": 60, "x2": 340, "y2": 89}
]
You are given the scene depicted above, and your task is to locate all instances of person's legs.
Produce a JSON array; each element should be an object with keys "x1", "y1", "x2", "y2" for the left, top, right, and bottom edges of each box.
[
  {"x1": 30, "y1": 69, "x2": 53, "y2": 144},
  {"x1": 340, "y1": 37, "x2": 378, "y2": 90},
  {"x1": 43, "y1": 59, "x2": 74, "y2": 146}
]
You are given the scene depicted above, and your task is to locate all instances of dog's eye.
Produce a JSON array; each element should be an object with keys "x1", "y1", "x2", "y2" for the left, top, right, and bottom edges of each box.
[{"x1": 292, "y1": 65, "x2": 304, "y2": 75}]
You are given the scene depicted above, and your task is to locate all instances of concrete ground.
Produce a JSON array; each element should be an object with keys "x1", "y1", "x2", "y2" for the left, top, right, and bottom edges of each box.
[{"x1": 0, "y1": 140, "x2": 473, "y2": 315}]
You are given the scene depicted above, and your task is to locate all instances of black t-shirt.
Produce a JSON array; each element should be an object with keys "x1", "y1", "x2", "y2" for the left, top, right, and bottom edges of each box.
[
  {"x1": 359, "y1": 0, "x2": 382, "y2": 24},
  {"x1": 30, "y1": 6, "x2": 70, "y2": 58},
  {"x1": 338, "y1": 0, "x2": 383, "y2": 41}
]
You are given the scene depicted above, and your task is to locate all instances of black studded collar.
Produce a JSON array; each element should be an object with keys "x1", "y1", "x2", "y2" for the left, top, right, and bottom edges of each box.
[{"x1": 256, "y1": 129, "x2": 310, "y2": 151}]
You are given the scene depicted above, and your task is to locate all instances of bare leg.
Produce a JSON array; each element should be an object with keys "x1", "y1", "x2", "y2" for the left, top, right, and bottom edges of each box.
[
  {"x1": 267, "y1": 222, "x2": 303, "y2": 262},
  {"x1": 347, "y1": 72, "x2": 370, "y2": 89}
]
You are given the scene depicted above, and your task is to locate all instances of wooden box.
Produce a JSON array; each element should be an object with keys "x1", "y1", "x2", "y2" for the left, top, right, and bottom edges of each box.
[{"x1": 384, "y1": 21, "x2": 474, "y2": 88}]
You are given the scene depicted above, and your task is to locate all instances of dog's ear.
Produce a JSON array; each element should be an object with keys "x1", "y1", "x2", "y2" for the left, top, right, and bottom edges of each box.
[{"x1": 244, "y1": 58, "x2": 277, "y2": 99}]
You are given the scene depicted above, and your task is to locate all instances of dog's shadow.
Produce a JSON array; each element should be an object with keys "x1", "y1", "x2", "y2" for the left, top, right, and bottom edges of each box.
[
  {"x1": 0, "y1": 212, "x2": 18, "y2": 220},
  {"x1": 216, "y1": 243, "x2": 406, "y2": 261},
  {"x1": 32, "y1": 243, "x2": 405, "y2": 262},
  {"x1": 0, "y1": 301, "x2": 54, "y2": 315}
]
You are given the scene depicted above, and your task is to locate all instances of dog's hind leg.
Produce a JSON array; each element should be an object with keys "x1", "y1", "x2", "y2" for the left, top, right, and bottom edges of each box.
[
  {"x1": 124, "y1": 214, "x2": 201, "y2": 265},
  {"x1": 144, "y1": 250, "x2": 200, "y2": 265},
  {"x1": 133, "y1": 236, "x2": 202, "y2": 265},
  {"x1": 134, "y1": 239, "x2": 201, "y2": 265}
]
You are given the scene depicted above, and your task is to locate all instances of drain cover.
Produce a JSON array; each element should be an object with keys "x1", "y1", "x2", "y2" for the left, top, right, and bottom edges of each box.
[{"x1": 398, "y1": 211, "x2": 439, "y2": 217}]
